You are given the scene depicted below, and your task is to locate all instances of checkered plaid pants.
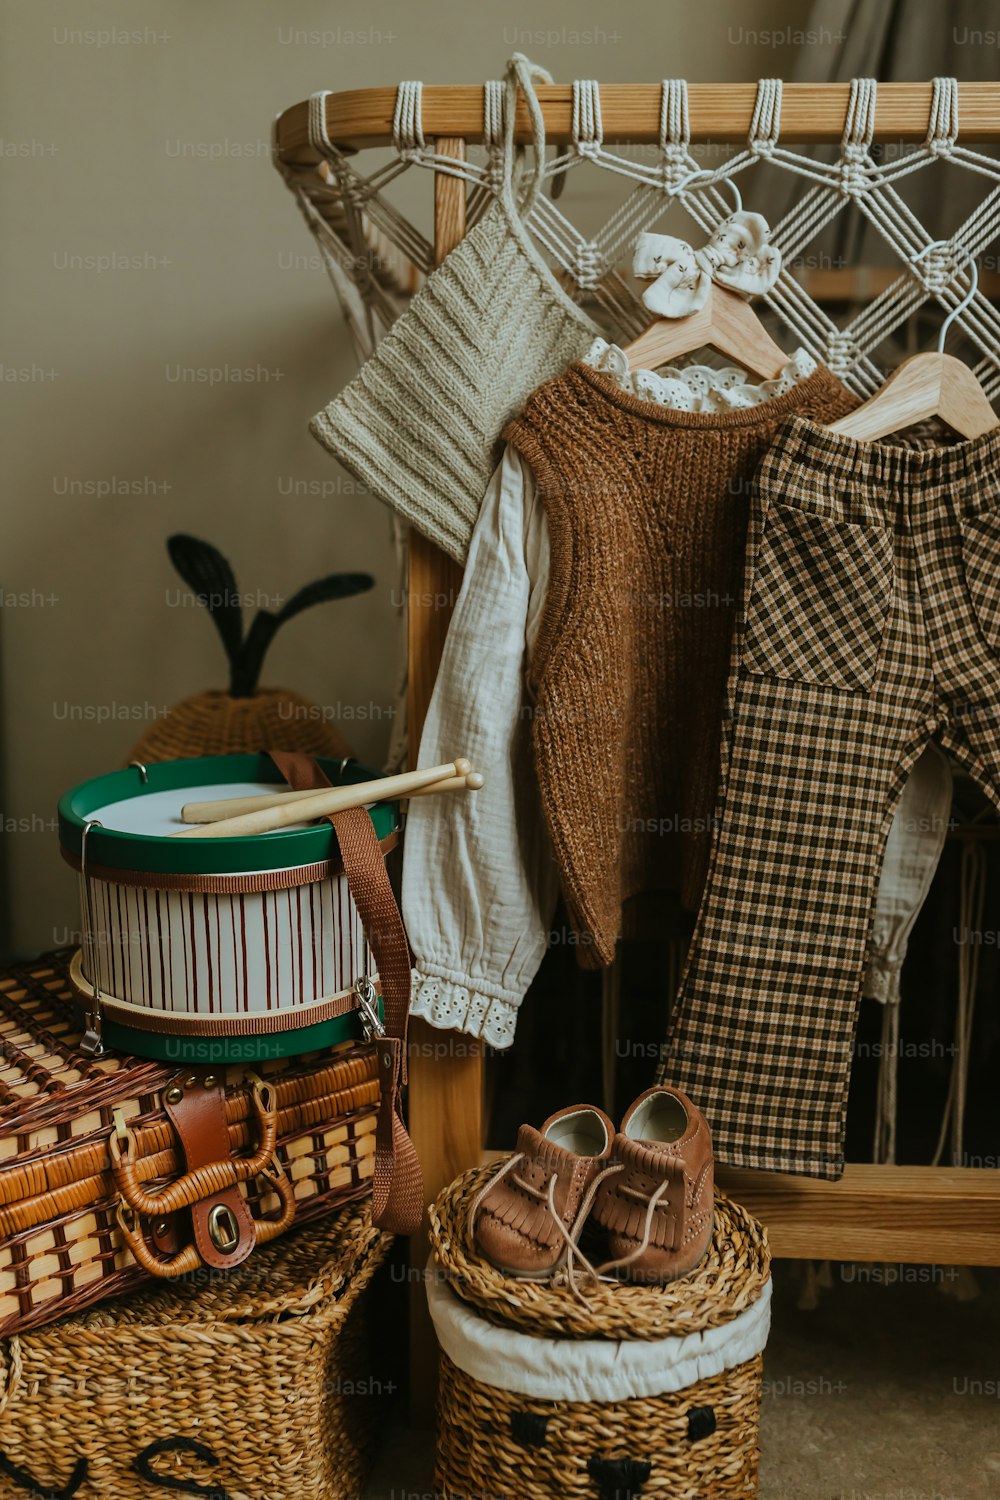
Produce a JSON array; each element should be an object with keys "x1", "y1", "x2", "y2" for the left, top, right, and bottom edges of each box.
[{"x1": 658, "y1": 416, "x2": 1000, "y2": 1177}]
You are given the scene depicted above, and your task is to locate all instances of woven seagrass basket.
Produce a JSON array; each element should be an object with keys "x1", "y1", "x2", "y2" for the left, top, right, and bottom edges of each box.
[
  {"x1": 0, "y1": 1204, "x2": 392, "y2": 1500},
  {"x1": 428, "y1": 1166, "x2": 772, "y2": 1500},
  {"x1": 129, "y1": 685, "x2": 353, "y2": 763}
]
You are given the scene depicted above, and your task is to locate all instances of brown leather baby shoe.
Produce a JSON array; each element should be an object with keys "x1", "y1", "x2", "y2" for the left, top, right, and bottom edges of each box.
[
  {"x1": 593, "y1": 1086, "x2": 714, "y2": 1284},
  {"x1": 469, "y1": 1105, "x2": 616, "y2": 1278}
]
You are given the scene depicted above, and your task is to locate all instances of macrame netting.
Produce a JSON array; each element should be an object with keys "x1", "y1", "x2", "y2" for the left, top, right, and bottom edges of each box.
[
  {"x1": 274, "y1": 71, "x2": 1000, "y2": 1166},
  {"x1": 276, "y1": 74, "x2": 1000, "y2": 397}
]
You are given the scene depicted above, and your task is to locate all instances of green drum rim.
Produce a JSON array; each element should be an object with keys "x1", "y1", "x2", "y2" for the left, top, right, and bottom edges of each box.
[
  {"x1": 58, "y1": 753, "x2": 398, "y2": 876},
  {"x1": 71, "y1": 997, "x2": 378, "y2": 1064}
]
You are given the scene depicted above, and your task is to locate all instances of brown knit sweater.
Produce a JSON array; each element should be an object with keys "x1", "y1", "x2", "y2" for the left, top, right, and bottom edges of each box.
[{"x1": 503, "y1": 360, "x2": 858, "y2": 967}]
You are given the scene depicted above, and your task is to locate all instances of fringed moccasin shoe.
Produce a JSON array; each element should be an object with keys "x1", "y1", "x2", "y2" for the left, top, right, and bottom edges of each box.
[
  {"x1": 468, "y1": 1105, "x2": 616, "y2": 1279},
  {"x1": 594, "y1": 1086, "x2": 714, "y2": 1284}
]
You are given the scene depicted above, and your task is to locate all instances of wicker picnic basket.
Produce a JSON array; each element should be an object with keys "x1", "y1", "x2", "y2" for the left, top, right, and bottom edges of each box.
[
  {"x1": 0, "y1": 952, "x2": 380, "y2": 1337},
  {"x1": 428, "y1": 1166, "x2": 772, "y2": 1499},
  {"x1": 0, "y1": 1201, "x2": 392, "y2": 1500}
]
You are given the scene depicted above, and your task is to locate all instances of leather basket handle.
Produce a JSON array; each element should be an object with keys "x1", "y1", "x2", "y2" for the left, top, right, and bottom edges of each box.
[
  {"x1": 115, "y1": 1161, "x2": 296, "y2": 1279},
  {"x1": 111, "y1": 1073, "x2": 296, "y2": 1278},
  {"x1": 110, "y1": 1075, "x2": 276, "y2": 1215}
]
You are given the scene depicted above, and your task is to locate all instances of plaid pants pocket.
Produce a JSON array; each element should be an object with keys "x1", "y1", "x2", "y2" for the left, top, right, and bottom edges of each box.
[
  {"x1": 743, "y1": 503, "x2": 895, "y2": 691},
  {"x1": 959, "y1": 507, "x2": 1000, "y2": 652}
]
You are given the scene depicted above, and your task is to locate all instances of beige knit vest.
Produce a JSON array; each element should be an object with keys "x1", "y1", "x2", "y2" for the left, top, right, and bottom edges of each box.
[{"x1": 503, "y1": 360, "x2": 858, "y2": 967}]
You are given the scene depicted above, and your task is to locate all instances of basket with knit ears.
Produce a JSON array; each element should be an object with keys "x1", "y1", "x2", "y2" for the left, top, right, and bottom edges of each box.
[
  {"x1": 129, "y1": 534, "x2": 373, "y2": 763},
  {"x1": 429, "y1": 1167, "x2": 771, "y2": 1499}
]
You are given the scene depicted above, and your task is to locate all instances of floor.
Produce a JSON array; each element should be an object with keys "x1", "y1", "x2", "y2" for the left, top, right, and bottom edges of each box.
[{"x1": 362, "y1": 1260, "x2": 1000, "y2": 1499}]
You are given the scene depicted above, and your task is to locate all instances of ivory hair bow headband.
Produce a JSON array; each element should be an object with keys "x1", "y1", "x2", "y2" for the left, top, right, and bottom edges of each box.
[{"x1": 633, "y1": 187, "x2": 782, "y2": 319}]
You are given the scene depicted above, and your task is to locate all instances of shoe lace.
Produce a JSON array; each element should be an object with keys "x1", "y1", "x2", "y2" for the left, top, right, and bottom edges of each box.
[
  {"x1": 594, "y1": 1176, "x2": 673, "y2": 1279},
  {"x1": 467, "y1": 1154, "x2": 626, "y2": 1305}
]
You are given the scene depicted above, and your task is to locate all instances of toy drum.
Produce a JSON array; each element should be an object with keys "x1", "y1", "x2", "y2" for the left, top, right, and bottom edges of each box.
[{"x1": 58, "y1": 754, "x2": 399, "y2": 1064}]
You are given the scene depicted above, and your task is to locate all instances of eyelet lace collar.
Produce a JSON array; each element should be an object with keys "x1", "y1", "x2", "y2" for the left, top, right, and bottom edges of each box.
[{"x1": 582, "y1": 337, "x2": 818, "y2": 414}]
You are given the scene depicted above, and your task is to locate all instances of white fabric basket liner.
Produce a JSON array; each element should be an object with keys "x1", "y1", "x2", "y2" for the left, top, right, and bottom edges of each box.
[{"x1": 427, "y1": 1264, "x2": 771, "y2": 1404}]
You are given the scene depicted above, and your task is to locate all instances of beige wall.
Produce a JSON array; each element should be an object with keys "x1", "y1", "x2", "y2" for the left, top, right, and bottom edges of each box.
[{"x1": 2, "y1": 0, "x2": 806, "y2": 954}]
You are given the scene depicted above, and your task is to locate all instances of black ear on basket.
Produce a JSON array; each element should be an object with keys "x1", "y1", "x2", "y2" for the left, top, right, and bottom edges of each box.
[
  {"x1": 274, "y1": 572, "x2": 374, "y2": 624},
  {"x1": 229, "y1": 571, "x2": 375, "y2": 699},
  {"x1": 686, "y1": 1404, "x2": 717, "y2": 1442},
  {"x1": 509, "y1": 1411, "x2": 549, "y2": 1448},
  {"x1": 167, "y1": 534, "x2": 244, "y2": 678}
]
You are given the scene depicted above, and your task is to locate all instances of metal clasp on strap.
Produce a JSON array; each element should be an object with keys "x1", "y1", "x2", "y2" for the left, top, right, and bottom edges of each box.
[
  {"x1": 354, "y1": 975, "x2": 385, "y2": 1040},
  {"x1": 79, "y1": 819, "x2": 105, "y2": 1057}
]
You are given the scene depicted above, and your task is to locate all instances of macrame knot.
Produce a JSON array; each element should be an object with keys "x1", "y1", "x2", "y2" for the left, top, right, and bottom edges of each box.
[
  {"x1": 661, "y1": 143, "x2": 694, "y2": 194},
  {"x1": 825, "y1": 330, "x2": 859, "y2": 374},
  {"x1": 573, "y1": 241, "x2": 604, "y2": 291},
  {"x1": 927, "y1": 76, "x2": 958, "y2": 157},
  {"x1": 749, "y1": 78, "x2": 782, "y2": 157},
  {"x1": 839, "y1": 144, "x2": 872, "y2": 198},
  {"x1": 392, "y1": 79, "x2": 426, "y2": 162},
  {"x1": 572, "y1": 79, "x2": 604, "y2": 160},
  {"x1": 337, "y1": 176, "x2": 368, "y2": 212},
  {"x1": 919, "y1": 244, "x2": 955, "y2": 296}
]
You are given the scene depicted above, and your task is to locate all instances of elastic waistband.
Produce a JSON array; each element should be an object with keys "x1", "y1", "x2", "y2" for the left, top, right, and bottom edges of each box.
[{"x1": 767, "y1": 414, "x2": 1000, "y2": 506}]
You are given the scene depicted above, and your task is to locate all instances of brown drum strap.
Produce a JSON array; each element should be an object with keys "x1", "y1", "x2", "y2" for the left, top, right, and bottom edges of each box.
[{"x1": 267, "y1": 751, "x2": 423, "y2": 1236}]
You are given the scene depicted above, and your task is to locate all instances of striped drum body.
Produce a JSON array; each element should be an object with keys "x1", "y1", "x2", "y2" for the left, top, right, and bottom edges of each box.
[{"x1": 59, "y1": 755, "x2": 399, "y2": 1063}]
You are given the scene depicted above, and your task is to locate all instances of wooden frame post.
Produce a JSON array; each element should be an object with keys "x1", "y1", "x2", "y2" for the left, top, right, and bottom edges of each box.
[{"x1": 406, "y1": 139, "x2": 485, "y2": 1420}]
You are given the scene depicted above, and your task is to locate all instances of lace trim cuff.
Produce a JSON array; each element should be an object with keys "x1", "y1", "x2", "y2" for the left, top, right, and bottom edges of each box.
[
  {"x1": 862, "y1": 954, "x2": 904, "y2": 1005},
  {"x1": 410, "y1": 965, "x2": 521, "y2": 1049}
]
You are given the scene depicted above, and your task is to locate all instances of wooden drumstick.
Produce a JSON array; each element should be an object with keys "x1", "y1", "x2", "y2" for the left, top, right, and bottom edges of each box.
[
  {"x1": 181, "y1": 758, "x2": 474, "y2": 825},
  {"x1": 175, "y1": 760, "x2": 478, "y2": 838},
  {"x1": 409, "y1": 770, "x2": 483, "y2": 798}
]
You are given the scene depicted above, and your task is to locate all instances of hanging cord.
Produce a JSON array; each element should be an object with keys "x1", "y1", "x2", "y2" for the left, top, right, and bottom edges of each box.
[
  {"x1": 933, "y1": 838, "x2": 987, "y2": 1168},
  {"x1": 659, "y1": 77, "x2": 693, "y2": 191},
  {"x1": 481, "y1": 77, "x2": 506, "y2": 192},
  {"x1": 600, "y1": 957, "x2": 621, "y2": 1118},
  {"x1": 840, "y1": 77, "x2": 877, "y2": 198},
  {"x1": 873, "y1": 1001, "x2": 901, "y2": 1165},
  {"x1": 927, "y1": 76, "x2": 959, "y2": 157},
  {"x1": 501, "y1": 52, "x2": 553, "y2": 220}
]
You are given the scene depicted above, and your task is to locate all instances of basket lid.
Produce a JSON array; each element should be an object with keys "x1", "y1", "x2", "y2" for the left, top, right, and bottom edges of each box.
[{"x1": 429, "y1": 1165, "x2": 771, "y2": 1344}]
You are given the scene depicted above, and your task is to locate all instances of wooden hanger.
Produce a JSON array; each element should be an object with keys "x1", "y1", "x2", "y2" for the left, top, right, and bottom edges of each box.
[
  {"x1": 828, "y1": 248, "x2": 997, "y2": 441},
  {"x1": 622, "y1": 280, "x2": 789, "y2": 380},
  {"x1": 623, "y1": 170, "x2": 790, "y2": 380}
]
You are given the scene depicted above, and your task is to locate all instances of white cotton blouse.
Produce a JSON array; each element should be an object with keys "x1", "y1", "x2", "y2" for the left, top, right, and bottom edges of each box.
[{"x1": 401, "y1": 341, "x2": 819, "y2": 1048}]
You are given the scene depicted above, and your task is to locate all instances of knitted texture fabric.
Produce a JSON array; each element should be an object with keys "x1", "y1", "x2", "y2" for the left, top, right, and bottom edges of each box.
[
  {"x1": 503, "y1": 361, "x2": 859, "y2": 965},
  {"x1": 310, "y1": 199, "x2": 597, "y2": 563}
]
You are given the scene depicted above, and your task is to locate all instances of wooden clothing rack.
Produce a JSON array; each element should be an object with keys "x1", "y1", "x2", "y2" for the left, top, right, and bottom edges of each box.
[{"x1": 274, "y1": 80, "x2": 1000, "y2": 1354}]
